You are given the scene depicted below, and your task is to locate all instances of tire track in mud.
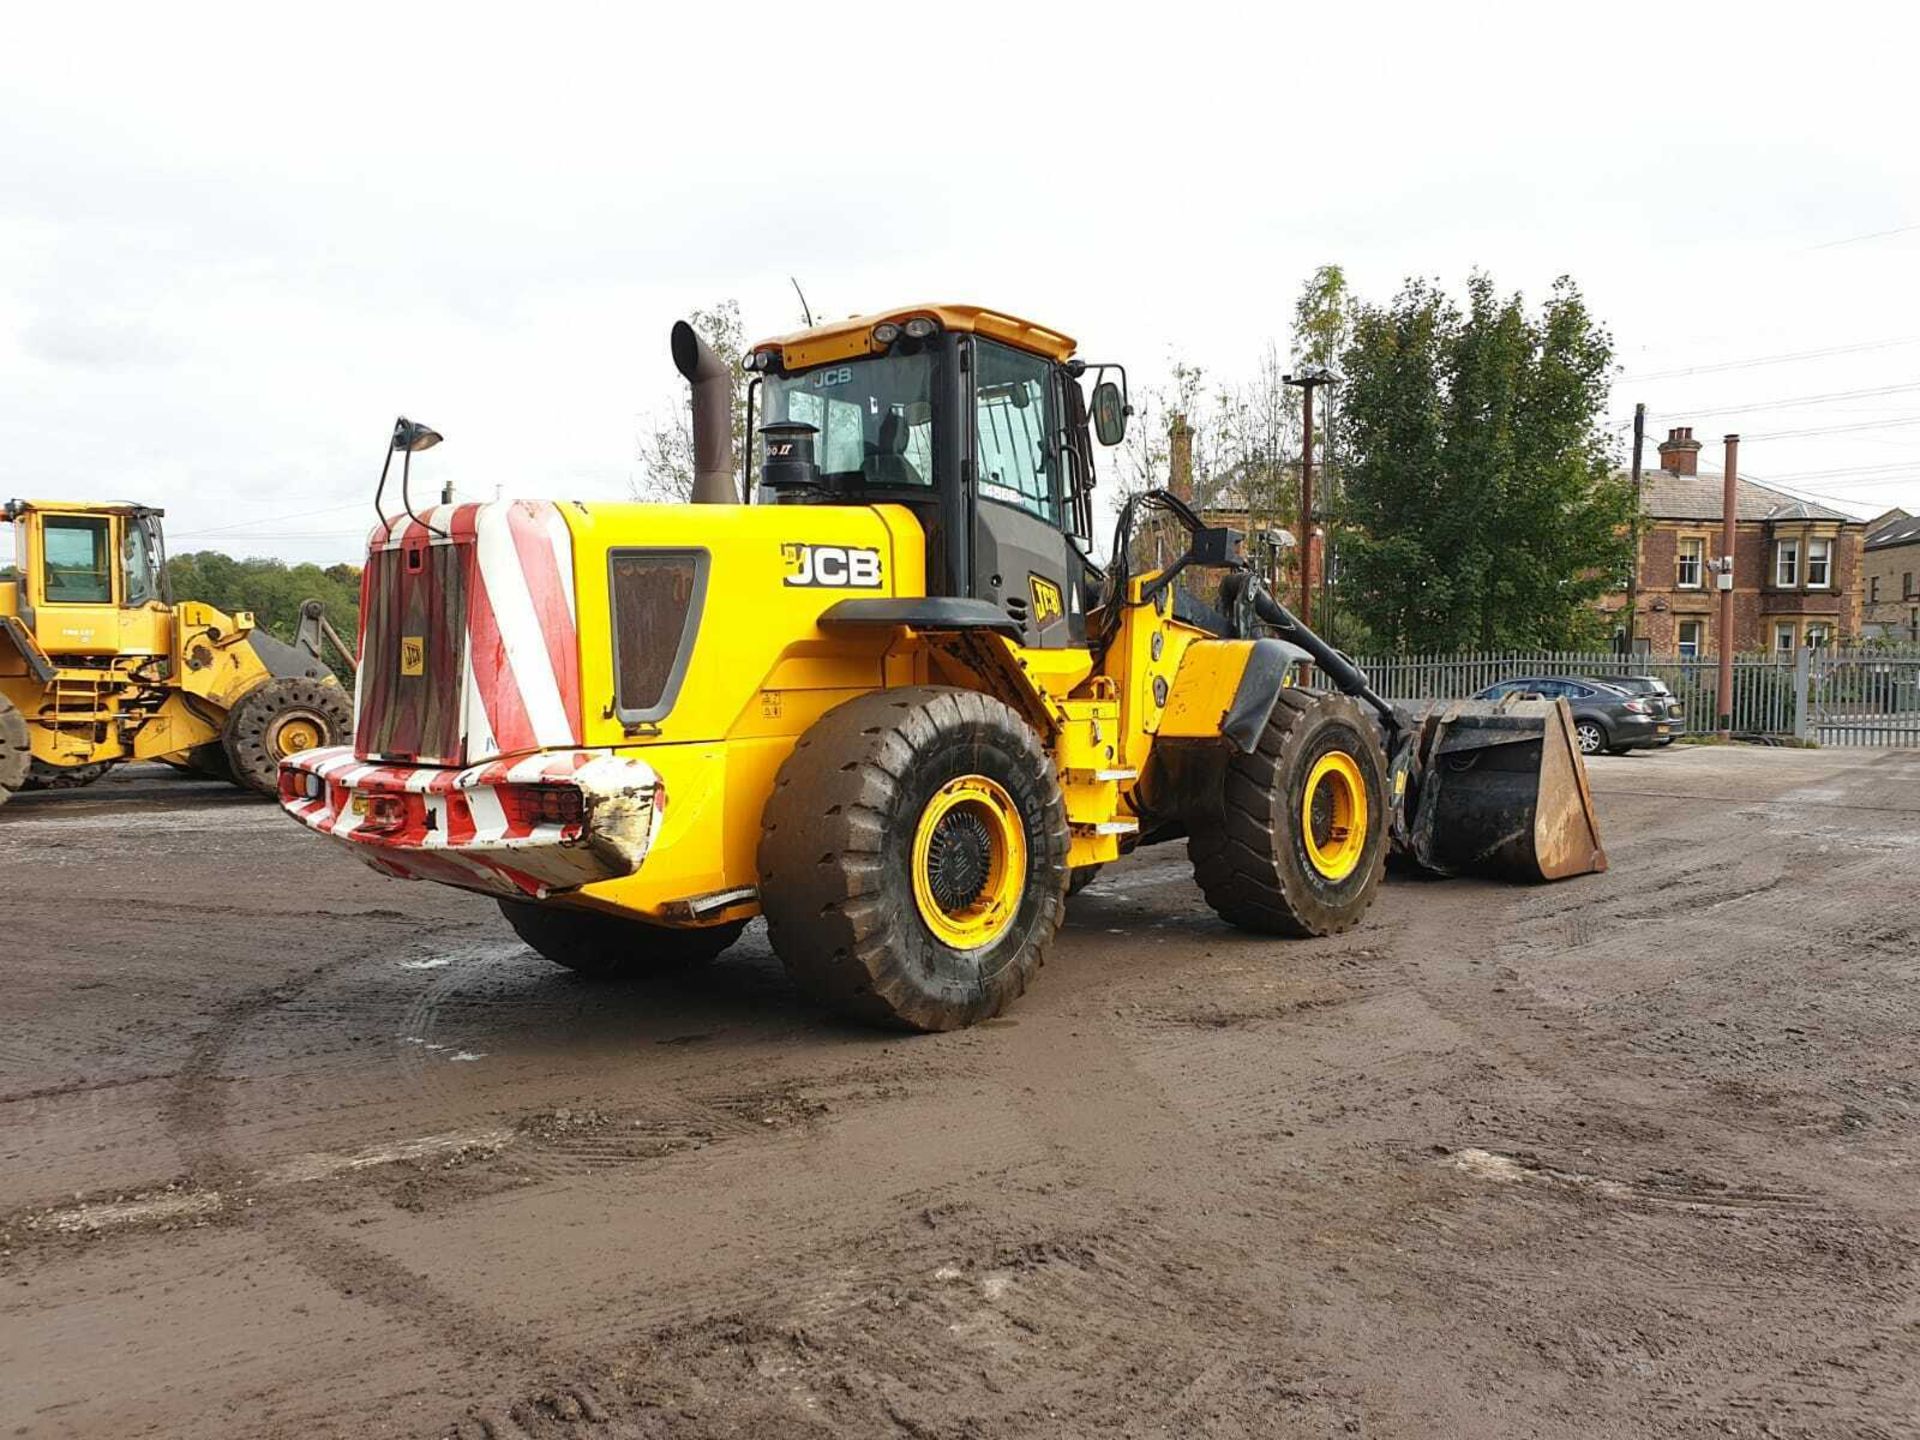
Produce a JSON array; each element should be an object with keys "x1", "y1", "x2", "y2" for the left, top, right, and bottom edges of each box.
[{"x1": 156, "y1": 939, "x2": 628, "y2": 1426}]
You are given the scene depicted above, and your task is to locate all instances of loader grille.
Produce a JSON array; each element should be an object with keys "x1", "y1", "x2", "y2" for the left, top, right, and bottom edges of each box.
[{"x1": 357, "y1": 543, "x2": 470, "y2": 764}]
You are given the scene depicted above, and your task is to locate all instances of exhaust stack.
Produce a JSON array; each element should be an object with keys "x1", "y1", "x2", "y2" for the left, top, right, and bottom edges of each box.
[{"x1": 671, "y1": 321, "x2": 737, "y2": 504}]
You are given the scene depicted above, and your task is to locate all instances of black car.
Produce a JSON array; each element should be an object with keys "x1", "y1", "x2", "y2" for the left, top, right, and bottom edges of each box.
[
  {"x1": 1472, "y1": 676, "x2": 1670, "y2": 755},
  {"x1": 1585, "y1": 674, "x2": 1684, "y2": 745}
]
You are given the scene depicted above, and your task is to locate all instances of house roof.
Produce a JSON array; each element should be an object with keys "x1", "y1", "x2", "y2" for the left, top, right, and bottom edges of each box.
[
  {"x1": 1868, "y1": 511, "x2": 1920, "y2": 549},
  {"x1": 1635, "y1": 469, "x2": 1856, "y2": 523}
]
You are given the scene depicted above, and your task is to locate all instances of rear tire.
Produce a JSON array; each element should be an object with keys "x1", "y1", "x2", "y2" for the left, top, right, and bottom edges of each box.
[
  {"x1": 222, "y1": 677, "x2": 353, "y2": 795},
  {"x1": 1573, "y1": 719, "x2": 1607, "y2": 756},
  {"x1": 23, "y1": 759, "x2": 114, "y2": 791},
  {"x1": 0, "y1": 695, "x2": 29, "y2": 808},
  {"x1": 497, "y1": 899, "x2": 746, "y2": 976},
  {"x1": 1188, "y1": 690, "x2": 1388, "y2": 938},
  {"x1": 1067, "y1": 864, "x2": 1104, "y2": 897},
  {"x1": 758, "y1": 686, "x2": 1069, "y2": 1032}
]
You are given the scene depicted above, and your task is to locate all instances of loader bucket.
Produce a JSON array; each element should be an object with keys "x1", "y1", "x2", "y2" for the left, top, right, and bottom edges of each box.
[{"x1": 1403, "y1": 697, "x2": 1607, "y2": 882}]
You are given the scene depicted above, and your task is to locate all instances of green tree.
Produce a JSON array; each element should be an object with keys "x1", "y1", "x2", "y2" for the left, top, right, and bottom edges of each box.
[
  {"x1": 633, "y1": 299, "x2": 750, "y2": 502},
  {"x1": 1337, "y1": 273, "x2": 1630, "y2": 652},
  {"x1": 166, "y1": 551, "x2": 362, "y2": 679}
]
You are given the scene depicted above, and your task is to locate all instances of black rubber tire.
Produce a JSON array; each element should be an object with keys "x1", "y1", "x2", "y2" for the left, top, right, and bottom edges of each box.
[
  {"x1": 1573, "y1": 719, "x2": 1608, "y2": 757},
  {"x1": 221, "y1": 677, "x2": 353, "y2": 795},
  {"x1": 23, "y1": 759, "x2": 114, "y2": 791},
  {"x1": 1188, "y1": 689, "x2": 1389, "y2": 938},
  {"x1": 497, "y1": 899, "x2": 746, "y2": 975},
  {"x1": 758, "y1": 686, "x2": 1069, "y2": 1032},
  {"x1": 164, "y1": 744, "x2": 236, "y2": 781},
  {"x1": 0, "y1": 694, "x2": 29, "y2": 808},
  {"x1": 1067, "y1": 864, "x2": 1104, "y2": 897}
]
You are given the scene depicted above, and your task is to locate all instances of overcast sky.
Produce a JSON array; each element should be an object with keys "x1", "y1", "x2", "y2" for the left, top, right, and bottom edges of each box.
[{"x1": 3, "y1": 2, "x2": 1916, "y2": 566}]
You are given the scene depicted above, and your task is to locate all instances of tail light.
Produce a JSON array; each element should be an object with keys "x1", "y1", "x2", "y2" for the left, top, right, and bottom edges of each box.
[
  {"x1": 1623, "y1": 699, "x2": 1651, "y2": 715},
  {"x1": 498, "y1": 783, "x2": 586, "y2": 832},
  {"x1": 279, "y1": 768, "x2": 325, "y2": 803}
]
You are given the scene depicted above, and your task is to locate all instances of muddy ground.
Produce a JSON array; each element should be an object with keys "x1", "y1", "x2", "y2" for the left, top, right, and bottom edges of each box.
[{"x1": 2, "y1": 746, "x2": 1918, "y2": 1439}]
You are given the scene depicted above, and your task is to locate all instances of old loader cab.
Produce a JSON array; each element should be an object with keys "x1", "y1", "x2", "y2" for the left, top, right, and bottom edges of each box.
[
  {"x1": 747, "y1": 305, "x2": 1120, "y2": 650},
  {"x1": 7, "y1": 502, "x2": 173, "y2": 660}
]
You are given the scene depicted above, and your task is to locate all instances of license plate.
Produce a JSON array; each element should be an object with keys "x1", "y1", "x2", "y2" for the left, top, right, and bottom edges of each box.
[{"x1": 350, "y1": 794, "x2": 370, "y2": 816}]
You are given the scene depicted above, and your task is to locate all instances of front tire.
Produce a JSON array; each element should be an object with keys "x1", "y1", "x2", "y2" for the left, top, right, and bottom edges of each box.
[
  {"x1": 222, "y1": 677, "x2": 353, "y2": 795},
  {"x1": 758, "y1": 686, "x2": 1069, "y2": 1032},
  {"x1": 1188, "y1": 690, "x2": 1388, "y2": 938},
  {"x1": 497, "y1": 899, "x2": 746, "y2": 975},
  {"x1": 23, "y1": 759, "x2": 114, "y2": 791},
  {"x1": 0, "y1": 695, "x2": 29, "y2": 808}
]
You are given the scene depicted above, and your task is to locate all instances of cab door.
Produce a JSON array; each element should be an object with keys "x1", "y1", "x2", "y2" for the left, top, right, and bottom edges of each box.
[
  {"x1": 968, "y1": 338, "x2": 1081, "y2": 648},
  {"x1": 31, "y1": 511, "x2": 121, "y2": 657}
]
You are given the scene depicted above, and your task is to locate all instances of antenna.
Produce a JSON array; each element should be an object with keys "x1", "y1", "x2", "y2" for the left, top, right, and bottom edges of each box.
[{"x1": 789, "y1": 276, "x2": 815, "y2": 327}]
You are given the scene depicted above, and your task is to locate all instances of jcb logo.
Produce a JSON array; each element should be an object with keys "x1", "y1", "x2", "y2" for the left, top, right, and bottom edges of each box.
[
  {"x1": 1029, "y1": 575, "x2": 1064, "y2": 625},
  {"x1": 400, "y1": 635, "x2": 425, "y2": 676},
  {"x1": 781, "y1": 543, "x2": 883, "y2": 589}
]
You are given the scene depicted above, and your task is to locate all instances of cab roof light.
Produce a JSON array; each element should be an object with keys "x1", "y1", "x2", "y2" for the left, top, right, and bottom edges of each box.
[
  {"x1": 902, "y1": 316, "x2": 938, "y2": 340},
  {"x1": 871, "y1": 322, "x2": 902, "y2": 346}
]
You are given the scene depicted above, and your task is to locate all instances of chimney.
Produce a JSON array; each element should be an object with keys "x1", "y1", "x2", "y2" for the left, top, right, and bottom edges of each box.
[
  {"x1": 1169, "y1": 412, "x2": 1194, "y2": 502},
  {"x1": 1657, "y1": 425, "x2": 1701, "y2": 476}
]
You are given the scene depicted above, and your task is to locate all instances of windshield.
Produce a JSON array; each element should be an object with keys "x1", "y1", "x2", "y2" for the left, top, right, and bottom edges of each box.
[{"x1": 763, "y1": 353, "x2": 935, "y2": 488}]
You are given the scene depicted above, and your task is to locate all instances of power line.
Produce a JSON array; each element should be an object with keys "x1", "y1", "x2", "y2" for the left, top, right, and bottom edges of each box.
[
  {"x1": 1808, "y1": 221, "x2": 1920, "y2": 251},
  {"x1": 1738, "y1": 414, "x2": 1920, "y2": 442},
  {"x1": 1641, "y1": 380, "x2": 1920, "y2": 421},
  {"x1": 1622, "y1": 335, "x2": 1920, "y2": 382},
  {"x1": 175, "y1": 501, "x2": 367, "y2": 537}
]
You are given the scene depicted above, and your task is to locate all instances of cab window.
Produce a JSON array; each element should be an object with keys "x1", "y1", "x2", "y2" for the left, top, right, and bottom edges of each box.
[
  {"x1": 123, "y1": 517, "x2": 159, "y2": 605},
  {"x1": 974, "y1": 340, "x2": 1057, "y2": 524},
  {"x1": 43, "y1": 516, "x2": 113, "y2": 603}
]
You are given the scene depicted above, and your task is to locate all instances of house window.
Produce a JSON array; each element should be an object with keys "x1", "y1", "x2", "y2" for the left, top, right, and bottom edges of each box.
[
  {"x1": 1677, "y1": 620, "x2": 1704, "y2": 658},
  {"x1": 1775, "y1": 539, "x2": 1799, "y2": 588},
  {"x1": 1805, "y1": 623, "x2": 1831, "y2": 649},
  {"x1": 1905, "y1": 571, "x2": 1915, "y2": 600},
  {"x1": 1774, "y1": 622, "x2": 1796, "y2": 653},
  {"x1": 1870, "y1": 576, "x2": 1881, "y2": 604},
  {"x1": 1806, "y1": 536, "x2": 1831, "y2": 588},
  {"x1": 1675, "y1": 537, "x2": 1704, "y2": 589}
]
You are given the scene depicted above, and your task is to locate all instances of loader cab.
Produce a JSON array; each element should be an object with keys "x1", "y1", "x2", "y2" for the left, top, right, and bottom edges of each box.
[
  {"x1": 0, "y1": 500, "x2": 172, "y2": 659},
  {"x1": 748, "y1": 306, "x2": 1124, "y2": 650}
]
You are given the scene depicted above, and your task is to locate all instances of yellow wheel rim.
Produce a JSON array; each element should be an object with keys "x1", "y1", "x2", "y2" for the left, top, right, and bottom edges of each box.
[
  {"x1": 271, "y1": 714, "x2": 325, "y2": 758},
  {"x1": 1301, "y1": 750, "x2": 1369, "y2": 882},
  {"x1": 910, "y1": 774, "x2": 1028, "y2": 949}
]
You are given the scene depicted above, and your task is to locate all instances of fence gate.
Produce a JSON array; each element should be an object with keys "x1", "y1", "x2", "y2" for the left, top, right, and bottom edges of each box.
[{"x1": 1806, "y1": 649, "x2": 1920, "y2": 747}]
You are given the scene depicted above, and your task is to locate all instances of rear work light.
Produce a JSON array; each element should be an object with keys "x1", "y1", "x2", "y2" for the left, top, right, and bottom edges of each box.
[{"x1": 497, "y1": 783, "x2": 587, "y2": 832}]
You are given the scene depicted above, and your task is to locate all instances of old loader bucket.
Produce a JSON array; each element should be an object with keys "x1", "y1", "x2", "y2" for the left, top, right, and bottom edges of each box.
[{"x1": 1403, "y1": 697, "x2": 1607, "y2": 882}]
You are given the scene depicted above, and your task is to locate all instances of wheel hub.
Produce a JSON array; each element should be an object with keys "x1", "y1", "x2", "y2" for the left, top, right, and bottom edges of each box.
[
  {"x1": 1300, "y1": 750, "x2": 1369, "y2": 882},
  {"x1": 925, "y1": 809, "x2": 993, "y2": 912},
  {"x1": 909, "y1": 774, "x2": 1028, "y2": 950}
]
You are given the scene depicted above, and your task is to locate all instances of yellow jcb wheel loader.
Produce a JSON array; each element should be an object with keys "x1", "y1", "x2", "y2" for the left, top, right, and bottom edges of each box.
[
  {"x1": 277, "y1": 304, "x2": 1606, "y2": 1031},
  {"x1": 0, "y1": 499, "x2": 356, "y2": 807}
]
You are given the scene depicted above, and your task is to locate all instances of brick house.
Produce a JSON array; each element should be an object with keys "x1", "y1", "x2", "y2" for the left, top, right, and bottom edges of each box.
[
  {"x1": 1862, "y1": 508, "x2": 1920, "y2": 641},
  {"x1": 1605, "y1": 426, "x2": 1865, "y2": 656}
]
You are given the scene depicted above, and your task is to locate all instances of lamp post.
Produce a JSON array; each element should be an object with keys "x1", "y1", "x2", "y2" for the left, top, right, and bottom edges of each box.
[{"x1": 1283, "y1": 365, "x2": 1338, "y2": 631}]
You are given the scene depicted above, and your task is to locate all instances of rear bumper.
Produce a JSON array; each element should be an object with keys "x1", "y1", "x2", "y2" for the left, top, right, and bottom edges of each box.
[
  {"x1": 278, "y1": 745, "x2": 662, "y2": 900},
  {"x1": 1611, "y1": 716, "x2": 1665, "y2": 748}
]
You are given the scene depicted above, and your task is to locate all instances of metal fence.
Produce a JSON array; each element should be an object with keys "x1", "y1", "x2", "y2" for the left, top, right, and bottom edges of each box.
[{"x1": 1301, "y1": 647, "x2": 1920, "y2": 747}]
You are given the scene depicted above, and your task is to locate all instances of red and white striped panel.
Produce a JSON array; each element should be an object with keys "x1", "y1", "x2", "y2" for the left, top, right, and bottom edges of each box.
[
  {"x1": 360, "y1": 501, "x2": 581, "y2": 765},
  {"x1": 280, "y1": 744, "x2": 659, "y2": 901}
]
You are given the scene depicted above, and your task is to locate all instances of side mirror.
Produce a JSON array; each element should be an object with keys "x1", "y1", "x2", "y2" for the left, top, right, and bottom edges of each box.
[{"x1": 1091, "y1": 381, "x2": 1129, "y2": 446}]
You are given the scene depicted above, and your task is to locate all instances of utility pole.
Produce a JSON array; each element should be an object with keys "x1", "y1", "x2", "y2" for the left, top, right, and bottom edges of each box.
[
  {"x1": 1284, "y1": 366, "x2": 1337, "y2": 629},
  {"x1": 1625, "y1": 403, "x2": 1645, "y2": 654},
  {"x1": 1717, "y1": 433, "x2": 1740, "y2": 737}
]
